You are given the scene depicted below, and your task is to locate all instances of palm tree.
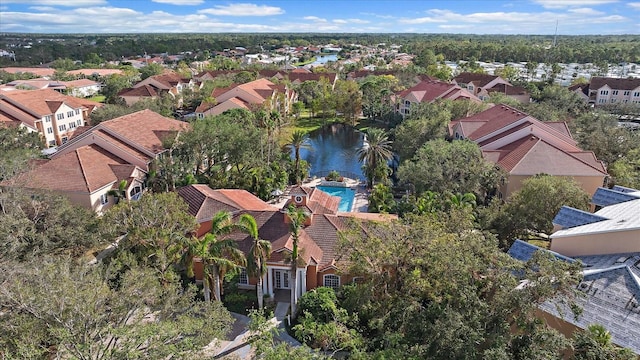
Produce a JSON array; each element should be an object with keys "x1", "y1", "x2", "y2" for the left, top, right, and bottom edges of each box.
[
  {"x1": 242, "y1": 214, "x2": 271, "y2": 309},
  {"x1": 285, "y1": 130, "x2": 311, "y2": 185},
  {"x1": 357, "y1": 128, "x2": 393, "y2": 189},
  {"x1": 285, "y1": 205, "x2": 308, "y2": 318},
  {"x1": 183, "y1": 211, "x2": 247, "y2": 302}
]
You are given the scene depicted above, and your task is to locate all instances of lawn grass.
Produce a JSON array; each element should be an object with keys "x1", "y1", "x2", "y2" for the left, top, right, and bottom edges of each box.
[{"x1": 87, "y1": 95, "x2": 106, "y2": 103}]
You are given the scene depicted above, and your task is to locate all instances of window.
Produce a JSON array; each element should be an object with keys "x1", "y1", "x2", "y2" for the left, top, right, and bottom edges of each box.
[
  {"x1": 75, "y1": 109, "x2": 80, "y2": 115},
  {"x1": 47, "y1": 127, "x2": 53, "y2": 134},
  {"x1": 58, "y1": 124, "x2": 66, "y2": 131},
  {"x1": 69, "y1": 122, "x2": 76, "y2": 129},
  {"x1": 48, "y1": 140, "x2": 56, "y2": 146},
  {"x1": 57, "y1": 113, "x2": 64, "y2": 120},
  {"x1": 323, "y1": 274, "x2": 340, "y2": 289},
  {"x1": 67, "y1": 111, "x2": 73, "y2": 118},
  {"x1": 77, "y1": 119, "x2": 82, "y2": 126},
  {"x1": 294, "y1": 195, "x2": 303, "y2": 204},
  {"x1": 624, "y1": 91, "x2": 630, "y2": 96},
  {"x1": 468, "y1": 85, "x2": 474, "y2": 91},
  {"x1": 198, "y1": 113, "x2": 204, "y2": 119},
  {"x1": 238, "y1": 268, "x2": 249, "y2": 285},
  {"x1": 612, "y1": 90, "x2": 618, "y2": 95},
  {"x1": 45, "y1": 115, "x2": 52, "y2": 122},
  {"x1": 600, "y1": 90, "x2": 609, "y2": 95},
  {"x1": 100, "y1": 193, "x2": 109, "y2": 205},
  {"x1": 634, "y1": 92, "x2": 640, "y2": 97},
  {"x1": 61, "y1": 137, "x2": 68, "y2": 144},
  {"x1": 611, "y1": 99, "x2": 617, "y2": 103}
]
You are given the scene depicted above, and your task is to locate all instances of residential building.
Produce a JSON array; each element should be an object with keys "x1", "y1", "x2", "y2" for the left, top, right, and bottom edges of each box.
[
  {"x1": 66, "y1": 68, "x2": 124, "y2": 77},
  {"x1": 395, "y1": 79, "x2": 480, "y2": 117},
  {"x1": 550, "y1": 186, "x2": 640, "y2": 257},
  {"x1": 508, "y1": 186, "x2": 640, "y2": 355},
  {"x1": 0, "y1": 88, "x2": 101, "y2": 147},
  {"x1": 177, "y1": 184, "x2": 396, "y2": 301},
  {"x1": 584, "y1": 77, "x2": 640, "y2": 105},
  {"x1": 119, "y1": 72, "x2": 195, "y2": 105},
  {"x1": 195, "y1": 78, "x2": 296, "y2": 119},
  {"x1": 195, "y1": 69, "x2": 337, "y2": 88},
  {"x1": 1, "y1": 109, "x2": 189, "y2": 213},
  {"x1": 453, "y1": 72, "x2": 530, "y2": 102},
  {"x1": 0, "y1": 67, "x2": 56, "y2": 78},
  {"x1": 449, "y1": 104, "x2": 608, "y2": 198},
  {"x1": 1, "y1": 78, "x2": 102, "y2": 97},
  {"x1": 508, "y1": 240, "x2": 640, "y2": 355}
]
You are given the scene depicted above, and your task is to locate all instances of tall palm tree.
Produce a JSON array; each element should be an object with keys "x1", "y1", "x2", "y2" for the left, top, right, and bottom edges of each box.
[
  {"x1": 285, "y1": 205, "x2": 308, "y2": 318},
  {"x1": 242, "y1": 214, "x2": 271, "y2": 309},
  {"x1": 357, "y1": 128, "x2": 393, "y2": 189},
  {"x1": 183, "y1": 211, "x2": 247, "y2": 302},
  {"x1": 285, "y1": 130, "x2": 311, "y2": 185}
]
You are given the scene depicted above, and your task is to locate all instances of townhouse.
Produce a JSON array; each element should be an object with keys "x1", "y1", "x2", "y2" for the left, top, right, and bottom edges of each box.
[
  {"x1": 195, "y1": 78, "x2": 296, "y2": 119},
  {"x1": 1, "y1": 109, "x2": 189, "y2": 213},
  {"x1": 452, "y1": 72, "x2": 530, "y2": 103},
  {"x1": 177, "y1": 184, "x2": 396, "y2": 303},
  {"x1": 0, "y1": 88, "x2": 100, "y2": 147},
  {"x1": 395, "y1": 79, "x2": 480, "y2": 117},
  {"x1": 508, "y1": 185, "x2": 640, "y2": 355},
  {"x1": 585, "y1": 77, "x2": 640, "y2": 106},
  {"x1": 449, "y1": 104, "x2": 608, "y2": 198}
]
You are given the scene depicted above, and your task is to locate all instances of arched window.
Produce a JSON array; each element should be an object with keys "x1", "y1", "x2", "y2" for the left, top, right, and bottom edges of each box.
[{"x1": 323, "y1": 274, "x2": 340, "y2": 289}]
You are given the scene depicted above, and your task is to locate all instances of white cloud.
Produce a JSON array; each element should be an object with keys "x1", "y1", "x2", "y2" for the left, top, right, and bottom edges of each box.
[
  {"x1": 399, "y1": 16, "x2": 444, "y2": 24},
  {"x1": 198, "y1": 3, "x2": 283, "y2": 16},
  {"x1": 531, "y1": 0, "x2": 618, "y2": 9},
  {"x1": 628, "y1": 2, "x2": 640, "y2": 9},
  {"x1": 304, "y1": 16, "x2": 327, "y2": 22},
  {"x1": 2, "y1": 0, "x2": 106, "y2": 5},
  {"x1": 568, "y1": 7, "x2": 604, "y2": 15},
  {"x1": 151, "y1": 0, "x2": 204, "y2": 5}
]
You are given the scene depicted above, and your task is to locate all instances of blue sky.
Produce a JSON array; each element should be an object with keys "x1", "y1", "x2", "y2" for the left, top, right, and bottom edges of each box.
[{"x1": 0, "y1": 0, "x2": 638, "y2": 34}]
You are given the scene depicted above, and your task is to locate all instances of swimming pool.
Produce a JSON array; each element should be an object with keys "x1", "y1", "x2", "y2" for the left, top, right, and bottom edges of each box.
[{"x1": 316, "y1": 186, "x2": 356, "y2": 212}]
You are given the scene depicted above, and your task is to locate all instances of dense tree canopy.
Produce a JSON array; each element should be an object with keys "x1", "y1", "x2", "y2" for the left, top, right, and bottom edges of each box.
[{"x1": 398, "y1": 139, "x2": 501, "y2": 200}]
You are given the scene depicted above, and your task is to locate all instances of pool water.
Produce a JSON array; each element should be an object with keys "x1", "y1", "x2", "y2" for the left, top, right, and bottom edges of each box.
[{"x1": 316, "y1": 186, "x2": 356, "y2": 212}]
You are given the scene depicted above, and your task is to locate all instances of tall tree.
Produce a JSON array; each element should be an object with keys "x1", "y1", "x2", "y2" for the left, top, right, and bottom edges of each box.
[
  {"x1": 0, "y1": 257, "x2": 233, "y2": 359},
  {"x1": 357, "y1": 128, "x2": 394, "y2": 189},
  {"x1": 0, "y1": 126, "x2": 41, "y2": 182},
  {"x1": 183, "y1": 211, "x2": 247, "y2": 302},
  {"x1": 285, "y1": 130, "x2": 311, "y2": 185},
  {"x1": 286, "y1": 205, "x2": 308, "y2": 318},
  {"x1": 398, "y1": 139, "x2": 501, "y2": 200},
  {"x1": 244, "y1": 215, "x2": 272, "y2": 309}
]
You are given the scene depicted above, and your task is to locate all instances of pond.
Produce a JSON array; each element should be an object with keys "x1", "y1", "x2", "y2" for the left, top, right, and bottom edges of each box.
[
  {"x1": 311, "y1": 54, "x2": 338, "y2": 65},
  {"x1": 294, "y1": 123, "x2": 365, "y2": 181}
]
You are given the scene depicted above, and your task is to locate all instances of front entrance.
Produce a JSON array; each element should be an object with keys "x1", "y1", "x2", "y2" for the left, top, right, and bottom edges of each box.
[{"x1": 273, "y1": 269, "x2": 290, "y2": 289}]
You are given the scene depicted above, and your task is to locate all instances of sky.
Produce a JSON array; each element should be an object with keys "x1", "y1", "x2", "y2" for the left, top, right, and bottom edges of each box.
[{"x1": 0, "y1": 0, "x2": 638, "y2": 35}]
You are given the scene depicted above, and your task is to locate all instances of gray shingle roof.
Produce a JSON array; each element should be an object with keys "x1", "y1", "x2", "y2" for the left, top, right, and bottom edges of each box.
[
  {"x1": 507, "y1": 239, "x2": 576, "y2": 263},
  {"x1": 552, "y1": 205, "x2": 608, "y2": 229},
  {"x1": 509, "y1": 244, "x2": 640, "y2": 354},
  {"x1": 591, "y1": 187, "x2": 639, "y2": 207}
]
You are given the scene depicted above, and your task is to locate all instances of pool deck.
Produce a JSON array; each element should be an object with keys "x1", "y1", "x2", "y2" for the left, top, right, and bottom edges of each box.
[{"x1": 270, "y1": 177, "x2": 369, "y2": 212}]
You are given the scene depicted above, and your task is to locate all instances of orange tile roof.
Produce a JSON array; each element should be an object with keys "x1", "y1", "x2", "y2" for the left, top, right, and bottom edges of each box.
[
  {"x1": 0, "y1": 67, "x2": 55, "y2": 77},
  {"x1": 99, "y1": 109, "x2": 189, "y2": 154},
  {"x1": 1, "y1": 88, "x2": 101, "y2": 117},
  {"x1": 3, "y1": 144, "x2": 131, "y2": 193},
  {"x1": 67, "y1": 69, "x2": 123, "y2": 77},
  {"x1": 118, "y1": 85, "x2": 159, "y2": 98}
]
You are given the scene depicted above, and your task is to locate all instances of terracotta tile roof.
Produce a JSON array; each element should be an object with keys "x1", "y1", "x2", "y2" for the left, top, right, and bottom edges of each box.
[
  {"x1": 177, "y1": 185, "x2": 277, "y2": 223},
  {"x1": 92, "y1": 129, "x2": 153, "y2": 162},
  {"x1": 457, "y1": 104, "x2": 529, "y2": 141},
  {"x1": 0, "y1": 67, "x2": 55, "y2": 77},
  {"x1": 1, "y1": 88, "x2": 100, "y2": 117},
  {"x1": 3, "y1": 144, "x2": 130, "y2": 193},
  {"x1": 491, "y1": 136, "x2": 606, "y2": 176},
  {"x1": 487, "y1": 83, "x2": 528, "y2": 96},
  {"x1": 0, "y1": 98, "x2": 38, "y2": 128},
  {"x1": 590, "y1": 77, "x2": 640, "y2": 91},
  {"x1": 62, "y1": 79, "x2": 101, "y2": 88},
  {"x1": 454, "y1": 72, "x2": 501, "y2": 88},
  {"x1": 544, "y1": 121, "x2": 572, "y2": 138},
  {"x1": 99, "y1": 109, "x2": 188, "y2": 155},
  {"x1": 397, "y1": 80, "x2": 479, "y2": 103},
  {"x1": 118, "y1": 85, "x2": 159, "y2": 98}
]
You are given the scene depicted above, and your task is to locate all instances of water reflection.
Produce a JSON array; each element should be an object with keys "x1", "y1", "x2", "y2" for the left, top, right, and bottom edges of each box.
[{"x1": 294, "y1": 123, "x2": 365, "y2": 180}]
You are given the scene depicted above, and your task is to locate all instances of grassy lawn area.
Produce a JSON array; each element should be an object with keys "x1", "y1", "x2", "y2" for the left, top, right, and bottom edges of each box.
[
  {"x1": 293, "y1": 57, "x2": 317, "y2": 66},
  {"x1": 87, "y1": 95, "x2": 106, "y2": 103}
]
